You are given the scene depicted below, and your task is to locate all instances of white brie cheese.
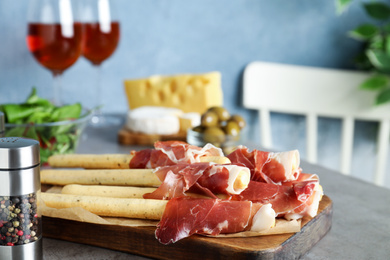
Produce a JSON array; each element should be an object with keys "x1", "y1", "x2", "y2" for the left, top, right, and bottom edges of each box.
[
  {"x1": 125, "y1": 106, "x2": 183, "y2": 135},
  {"x1": 180, "y1": 112, "x2": 201, "y2": 127}
]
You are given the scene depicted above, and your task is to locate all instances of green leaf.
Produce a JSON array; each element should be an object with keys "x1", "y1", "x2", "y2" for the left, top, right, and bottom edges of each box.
[
  {"x1": 353, "y1": 51, "x2": 374, "y2": 70},
  {"x1": 384, "y1": 23, "x2": 390, "y2": 33},
  {"x1": 360, "y1": 75, "x2": 389, "y2": 90},
  {"x1": 26, "y1": 87, "x2": 53, "y2": 107},
  {"x1": 366, "y1": 49, "x2": 390, "y2": 72},
  {"x1": 5, "y1": 126, "x2": 26, "y2": 137},
  {"x1": 335, "y1": 0, "x2": 352, "y2": 15},
  {"x1": 0, "y1": 87, "x2": 84, "y2": 164},
  {"x1": 369, "y1": 34, "x2": 385, "y2": 50},
  {"x1": 376, "y1": 88, "x2": 390, "y2": 105},
  {"x1": 348, "y1": 24, "x2": 379, "y2": 41},
  {"x1": 364, "y1": 2, "x2": 390, "y2": 20},
  {"x1": 3, "y1": 105, "x2": 38, "y2": 123},
  {"x1": 51, "y1": 103, "x2": 82, "y2": 121},
  {"x1": 386, "y1": 35, "x2": 390, "y2": 55},
  {"x1": 26, "y1": 111, "x2": 53, "y2": 124}
]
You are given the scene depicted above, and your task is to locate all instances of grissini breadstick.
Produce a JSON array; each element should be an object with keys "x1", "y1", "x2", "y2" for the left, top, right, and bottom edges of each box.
[
  {"x1": 48, "y1": 154, "x2": 133, "y2": 169},
  {"x1": 61, "y1": 184, "x2": 215, "y2": 199},
  {"x1": 41, "y1": 169, "x2": 161, "y2": 187},
  {"x1": 47, "y1": 153, "x2": 230, "y2": 169},
  {"x1": 62, "y1": 184, "x2": 156, "y2": 198},
  {"x1": 41, "y1": 165, "x2": 249, "y2": 194},
  {"x1": 41, "y1": 192, "x2": 167, "y2": 220},
  {"x1": 41, "y1": 193, "x2": 297, "y2": 236}
]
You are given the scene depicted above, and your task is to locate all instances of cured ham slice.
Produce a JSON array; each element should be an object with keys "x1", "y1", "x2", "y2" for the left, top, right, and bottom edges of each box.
[
  {"x1": 155, "y1": 197, "x2": 274, "y2": 244},
  {"x1": 284, "y1": 183, "x2": 323, "y2": 220},
  {"x1": 129, "y1": 149, "x2": 152, "y2": 169},
  {"x1": 232, "y1": 180, "x2": 321, "y2": 219},
  {"x1": 227, "y1": 146, "x2": 301, "y2": 184},
  {"x1": 130, "y1": 141, "x2": 224, "y2": 169},
  {"x1": 143, "y1": 163, "x2": 250, "y2": 200}
]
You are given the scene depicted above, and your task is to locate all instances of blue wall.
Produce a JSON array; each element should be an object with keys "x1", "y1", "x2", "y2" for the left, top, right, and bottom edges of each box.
[
  {"x1": 1, "y1": 0, "x2": 388, "y2": 186},
  {"x1": 0, "y1": 0, "x2": 368, "y2": 110}
]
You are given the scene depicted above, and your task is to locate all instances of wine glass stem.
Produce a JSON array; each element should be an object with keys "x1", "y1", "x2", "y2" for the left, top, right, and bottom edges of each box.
[
  {"x1": 53, "y1": 73, "x2": 62, "y2": 106},
  {"x1": 95, "y1": 64, "x2": 102, "y2": 116}
]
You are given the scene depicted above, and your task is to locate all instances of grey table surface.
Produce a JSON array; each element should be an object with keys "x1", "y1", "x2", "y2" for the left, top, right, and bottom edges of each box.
[{"x1": 42, "y1": 118, "x2": 390, "y2": 260}]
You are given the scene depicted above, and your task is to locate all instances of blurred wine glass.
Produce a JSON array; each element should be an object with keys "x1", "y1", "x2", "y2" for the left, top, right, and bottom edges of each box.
[
  {"x1": 26, "y1": 0, "x2": 82, "y2": 106},
  {"x1": 81, "y1": 0, "x2": 120, "y2": 126}
]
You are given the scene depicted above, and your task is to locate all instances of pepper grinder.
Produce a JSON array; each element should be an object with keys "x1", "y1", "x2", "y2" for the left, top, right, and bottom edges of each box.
[
  {"x1": 0, "y1": 112, "x2": 4, "y2": 137},
  {"x1": 0, "y1": 137, "x2": 43, "y2": 260}
]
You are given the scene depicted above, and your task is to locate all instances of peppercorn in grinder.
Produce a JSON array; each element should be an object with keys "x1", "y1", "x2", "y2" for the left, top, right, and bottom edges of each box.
[{"x1": 0, "y1": 137, "x2": 42, "y2": 259}]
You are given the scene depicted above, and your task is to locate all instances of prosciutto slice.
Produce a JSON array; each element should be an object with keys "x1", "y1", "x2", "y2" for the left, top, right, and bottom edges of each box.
[
  {"x1": 232, "y1": 180, "x2": 321, "y2": 219},
  {"x1": 227, "y1": 146, "x2": 301, "y2": 184},
  {"x1": 143, "y1": 163, "x2": 250, "y2": 200},
  {"x1": 155, "y1": 197, "x2": 263, "y2": 245},
  {"x1": 130, "y1": 141, "x2": 224, "y2": 169}
]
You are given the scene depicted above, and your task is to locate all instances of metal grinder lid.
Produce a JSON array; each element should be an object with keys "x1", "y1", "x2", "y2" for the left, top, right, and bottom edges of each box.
[{"x1": 0, "y1": 137, "x2": 40, "y2": 170}]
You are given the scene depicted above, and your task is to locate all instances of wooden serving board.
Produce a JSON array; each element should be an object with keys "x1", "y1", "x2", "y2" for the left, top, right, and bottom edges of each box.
[
  {"x1": 42, "y1": 195, "x2": 332, "y2": 260},
  {"x1": 118, "y1": 128, "x2": 187, "y2": 146}
]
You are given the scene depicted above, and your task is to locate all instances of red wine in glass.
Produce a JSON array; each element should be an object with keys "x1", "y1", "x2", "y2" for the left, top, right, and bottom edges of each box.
[
  {"x1": 26, "y1": 0, "x2": 82, "y2": 106},
  {"x1": 82, "y1": 21, "x2": 120, "y2": 66},
  {"x1": 82, "y1": 19, "x2": 120, "y2": 126},
  {"x1": 27, "y1": 22, "x2": 83, "y2": 76}
]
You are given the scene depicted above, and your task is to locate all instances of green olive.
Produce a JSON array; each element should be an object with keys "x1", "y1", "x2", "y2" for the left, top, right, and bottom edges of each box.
[
  {"x1": 207, "y1": 106, "x2": 230, "y2": 122},
  {"x1": 201, "y1": 111, "x2": 219, "y2": 127},
  {"x1": 192, "y1": 125, "x2": 204, "y2": 133},
  {"x1": 224, "y1": 121, "x2": 240, "y2": 136},
  {"x1": 230, "y1": 114, "x2": 246, "y2": 129},
  {"x1": 203, "y1": 126, "x2": 226, "y2": 144}
]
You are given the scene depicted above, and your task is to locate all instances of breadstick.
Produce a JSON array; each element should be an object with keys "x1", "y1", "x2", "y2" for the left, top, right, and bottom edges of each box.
[
  {"x1": 47, "y1": 153, "x2": 230, "y2": 169},
  {"x1": 41, "y1": 169, "x2": 161, "y2": 187},
  {"x1": 48, "y1": 154, "x2": 133, "y2": 169},
  {"x1": 41, "y1": 192, "x2": 167, "y2": 220},
  {"x1": 62, "y1": 184, "x2": 156, "y2": 198},
  {"x1": 41, "y1": 166, "x2": 248, "y2": 194},
  {"x1": 61, "y1": 184, "x2": 216, "y2": 199}
]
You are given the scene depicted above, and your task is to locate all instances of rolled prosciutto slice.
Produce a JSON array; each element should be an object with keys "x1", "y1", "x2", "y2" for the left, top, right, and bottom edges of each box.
[
  {"x1": 227, "y1": 146, "x2": 301, "y2": 184},
  {"x1": 232, "y1": 180, "x2": 322, "y2": 219},
  {"x1": 130, "y1": 141, "x2": 224, "y2": 169},
  {"x1": 143, "y1": 163, "x2": 250, "y2": 200},
  {"x1": 155, "y1": 197, "x2": 275, "y2": 244}
]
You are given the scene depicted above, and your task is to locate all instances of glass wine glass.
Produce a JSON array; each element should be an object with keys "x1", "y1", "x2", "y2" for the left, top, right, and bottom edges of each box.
[
  {"x1": 81, "y1": 0, "x2": 120, "y2": 126},
  {"x1": 26, "y1": 0, "x2": 82, "y2": 106}
]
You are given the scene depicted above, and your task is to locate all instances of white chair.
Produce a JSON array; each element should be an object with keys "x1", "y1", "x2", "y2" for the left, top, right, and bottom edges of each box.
[{"x1": 243, "y1": 61, "x2": 390, "y2": 186}]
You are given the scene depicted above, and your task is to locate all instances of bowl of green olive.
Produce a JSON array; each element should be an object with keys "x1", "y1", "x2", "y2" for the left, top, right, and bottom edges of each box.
[{"x1": 187, "y1": 106, "x2": 246, "y2": 153}]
